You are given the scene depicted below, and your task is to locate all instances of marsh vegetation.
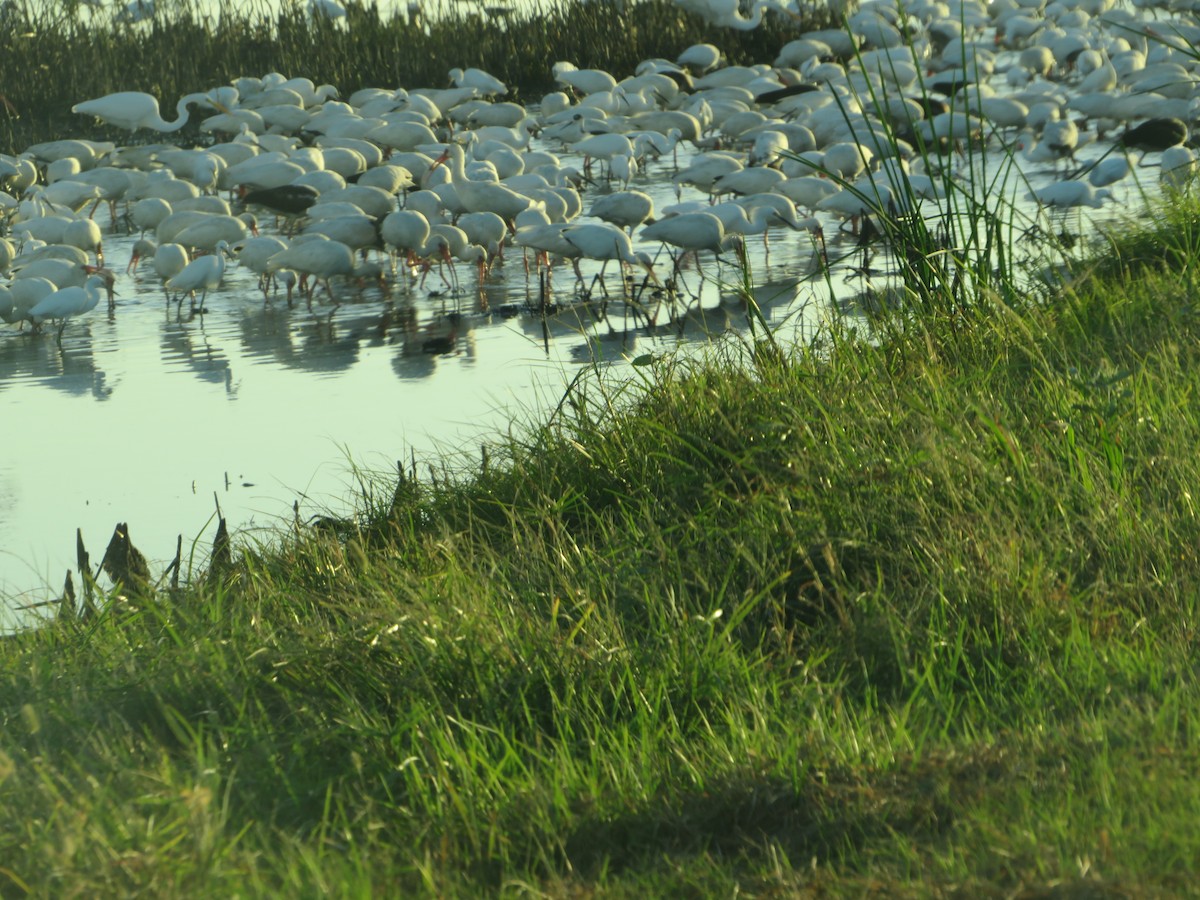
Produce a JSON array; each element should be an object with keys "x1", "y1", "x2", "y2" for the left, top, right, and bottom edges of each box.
[{"x1": 3, "y1": 0, "x2": 1200, "y2": 893}]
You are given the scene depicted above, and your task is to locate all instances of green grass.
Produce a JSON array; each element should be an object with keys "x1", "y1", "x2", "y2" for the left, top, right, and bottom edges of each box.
[{"x1": 3, "y1": 192, "x2": 1200, "y2": 894}]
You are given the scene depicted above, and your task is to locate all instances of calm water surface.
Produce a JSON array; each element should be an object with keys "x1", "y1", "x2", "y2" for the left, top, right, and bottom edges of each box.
[
  {"x1": 0, "y1": 42, "x2": 1152, "y2": 623},
  {"x1": 0, "y1": 135, "x2": 845, "y2": 621}
]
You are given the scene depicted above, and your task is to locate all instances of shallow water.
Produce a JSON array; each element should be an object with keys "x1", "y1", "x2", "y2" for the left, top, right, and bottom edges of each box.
[
  {"x1": 0, "y1": 142, "x2": 843, "y2": 621},
  {"x1": 0, "y1": 40, "x2": 1161, "y2": 625}
]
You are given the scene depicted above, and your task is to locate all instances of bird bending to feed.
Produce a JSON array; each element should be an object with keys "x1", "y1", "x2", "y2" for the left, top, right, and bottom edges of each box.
[
  {"x1": 1029, "y1": 181, "x2": 1112, "y2": 209},
  {"x1": 240, "y1": 183, "x2": 320, "y2": 220},
  {"x1": 1120, "y1": 117, "x2": 1188, "y2": 161},
  {"x1": 266, "y1": 239, "x2": 356, "y2": 304},
  {"x1": 561, "y1": 222, "x2": 659, "y2": 293},
  {"x1": 166, "y1": 239, "x2": 229, "y2": 310},
  {"x1": 71, "y1": 90, "x2": 221, "y2": 132},
  {"x1": 588, "y1": 190, "x2": 655, "y2": 232},
  {"x1": 449, "y1": 67, "x2": 507, "y2": 97},
  {"x1": 640, "y1": 211, "x2": 741, "y2": 284},
  {"x1": 28, "y1": 274, "x2": 110, "y2": 339}
]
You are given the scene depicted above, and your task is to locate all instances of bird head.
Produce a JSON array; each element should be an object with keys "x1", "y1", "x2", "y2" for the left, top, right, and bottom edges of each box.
[
  {"x1": 635, "y1": 252, "x2": 660, "y2": 286},
  {"x1": 84, "y1": 265, "x2": 118, "y2": 301}
]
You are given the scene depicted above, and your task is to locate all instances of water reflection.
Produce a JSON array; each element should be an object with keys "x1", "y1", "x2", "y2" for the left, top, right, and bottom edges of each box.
[
  {"x1": 0, "y1": 331, "x2": 111, "y2": 399},
  {"x1": 238, "y1": 305, "x2": 297, "y2": 365},
  {"x1": 2, "y1": 82, "x2": 1152, "y2": 617},
  {"x1": 291, "y1": 313, "x2": 365, "y2": 374},
  {"x1": 160, "y1": 321, "x2": 236, "y2": 392}
]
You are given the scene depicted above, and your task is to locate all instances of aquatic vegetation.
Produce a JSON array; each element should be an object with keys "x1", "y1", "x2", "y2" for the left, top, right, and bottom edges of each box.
[{"x1": 5, "y1": 196, "x2": 1200, "y2": 893}]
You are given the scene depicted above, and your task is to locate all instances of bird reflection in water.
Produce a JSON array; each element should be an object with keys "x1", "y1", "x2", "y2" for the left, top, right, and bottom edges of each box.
[
  {"x1": 0, "y1": 329, "x2": 111, "y2": 400},
  {"x1": 238, "y1": 305, "x2": 297, "y2": 366},
  {"x1": 292, "y1": 314, "x2": 365, "y2": 374},
  {"x1": 569, "y1": 327, "x2": 639, "y2": 366},
  {"x1": 390, "y1": 306, "x2": 479, "y2": 380},
  {"x1": 238, "y1": 305, "x2": 365, "y2": 374},
  {"x1": 159, "y1": 321, "x2": 235, "y2": 393}
]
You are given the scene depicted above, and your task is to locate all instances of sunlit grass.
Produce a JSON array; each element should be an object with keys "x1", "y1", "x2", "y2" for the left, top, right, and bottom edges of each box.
[
  {"x1": 3, "y1": 2, "x2": 1198, "y2": 892},
  {"x1": 4, "y1": 193, "x2": 1200, "y2": 894}
]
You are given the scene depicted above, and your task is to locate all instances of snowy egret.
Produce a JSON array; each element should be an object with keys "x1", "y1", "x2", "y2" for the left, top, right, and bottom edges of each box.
[{"x1": 71, "y1": 90, "x2": 214, "y2": 132}]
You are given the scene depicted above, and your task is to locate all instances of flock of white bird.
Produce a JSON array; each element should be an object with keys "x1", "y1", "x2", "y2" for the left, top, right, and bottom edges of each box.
[{"x1": 2, "y1": 0, "x2": 1198, "y2": 339}]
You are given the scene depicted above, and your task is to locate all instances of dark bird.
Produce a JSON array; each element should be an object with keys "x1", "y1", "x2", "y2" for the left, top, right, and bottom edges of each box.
[
  {"x1": 909, "y1": 94, "x2": 950, "y2": 119},
  {"x1": 240, "y1": 183, "x2": 320, "y2": 217},
  {"x1": 755, "y1": 83, "x2": 821, "y2": 105},
  {"x1": 1068, "y1": 117, "x2": 1188, "y2": 180},
  {"x1": 1119, "y1": 117, "x2": 1188, "y2": 155},
  {"x1": 930, "y1": 76, "x2": 972, "y2": 96},
  {"x1": 659, "y1": 69, "x2": 695, "y2": 93}
]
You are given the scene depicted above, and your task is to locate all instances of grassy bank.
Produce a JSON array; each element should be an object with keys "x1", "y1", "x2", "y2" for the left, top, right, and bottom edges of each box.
[
  {"x1": 2, "y1": 194, "x2": 1200, "y2": 894},
  {"x1": 0, "y1": 0, "x2": 822, "y2": 154}
]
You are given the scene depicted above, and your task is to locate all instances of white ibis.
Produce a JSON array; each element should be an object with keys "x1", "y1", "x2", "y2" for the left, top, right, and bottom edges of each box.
[
  {"x1": 677, "y1": 43, "x2": 723, "y2": 73},
  {"x1": 551, "y1": 62, "x2": 618, "y2": 96},
  {"x1": 0, "y1": 277, "x2": 57, "y2": 328},
  {"x1": 457, "y1": 211, "x2": 508, "y2": 256},
  {"x1": 0, "y1": 237, "x2": 14, "y2": 274},
  {"x1": 304, "y1": 213, "x2": 380, "y2": 251},
  {"x1": 165, "y1": 213, "x2": 256, "y2": 253},
  {"x1": 13, "y1": 257, "x2": 92, "y2": 289},
  {"x1": 130, "y1": 197, "x2": 174, "y2": 235},
  {"x1": 514, "y1": 221, "x2": 581, "y2": 280},
  {"x1": 28, "y1": 273, "x2": 109, "y2": 337},
  {"x1": 381, "y1": 210, "x2": 432, "y2": 272},
  {"x1": 234, "y1": 235, "x2": 289, "y2": 294},
  {"x1": 1043, "y1": 119, "x2": 1081, "y2": 163},
  {"x1": 773, "y1": 176, "x2": 841, "y2": 211},
  {"x1": 641, "y1": 211, "x2": 734, "y2": 255},
  {"x1": 588, "y1": 190, "x2": 655, "y2": 233},
  {"x1": 571, "y1": 133, "x2": 634, "y2": 178},
  {"x1": 1088, "y1": 157, "x2": 1131, "y2": 187},
  {"x1": 449, "y1": 67, "x2": 507, "y2": 97},
  {"x1": 673, "y1": 153, "x2": 744, "y2": 198},
  {"x1": 318, "y1": 184, "x2": 397, "y2": 219},
  {"x1": 1160, "y1": 146, "x2": 1197, "y2": 187},
  {"x1": 821, "y1": 142, "x2": 874, "y2": 181},
  {"x1": 561, "y1": 222, "x2": 658, "y2": 293},
  {"x1": 355, "y1": 164, "x2": 415, "y2": 196},
  {"x1": 710, "y1": 200, "x2": 811, "y2": 263},
  {"x1": 411, "y1": 230, "x2": 464, "y2": 291},
  {"x1": 127, "y1": 237, "x2": 156, "y2": 273},
  {"x1": 815, "y1": 183, "x2": 895, "y2": 234},
  {"x1": 266, "y1": 238, "x2": 356, "y2": 302},
  {"x1": 641, "y1": 211, "x2": 742, "y2": 284},
  {"x1": 153, "y1": 243, "x2": 191, "y2": 300},
  {"x1": 1022, "y1": 120, "x2": 1079, "y2": 168},
  {"x1": 62, "y1": 218, "x2": 104, "y2": 265},
  {"x1": 711, "y1": 167, "x2": 787, "y2": 199},
  {"x1": 1029, "y1": 181, "x2": 1112, "y2": 209},
  {"x1": 166, "y1": 240, "x2": 229, "y2": 310},
  {"x1": 431, "y1": 143, "x2": 539, "y2": 223},
  {"x1": 11, "y1": 215, "x2": 73, "y2": 245}
]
